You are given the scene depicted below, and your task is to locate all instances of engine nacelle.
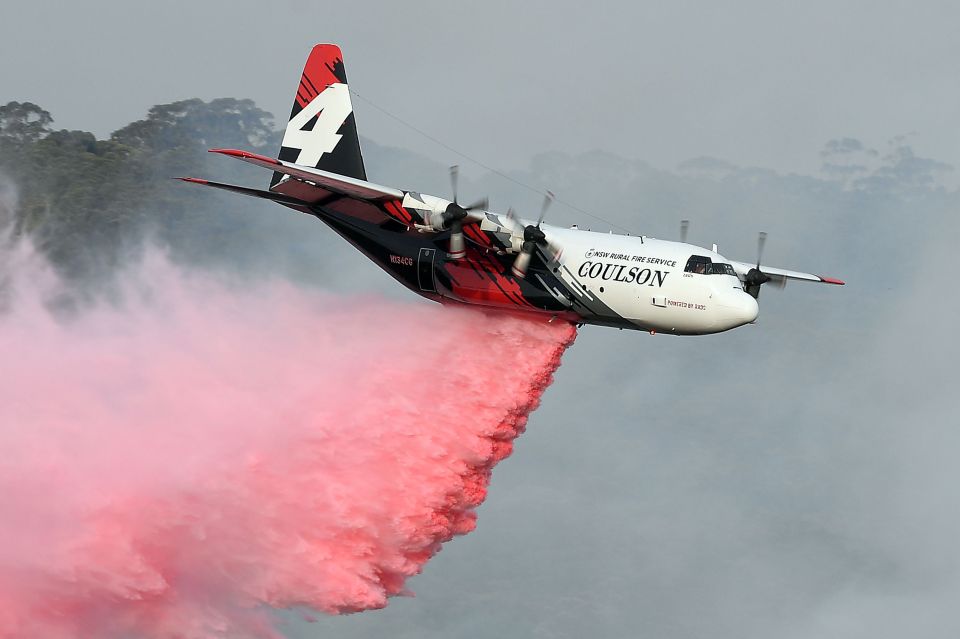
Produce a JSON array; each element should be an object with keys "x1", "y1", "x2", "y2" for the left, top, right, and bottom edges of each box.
[
  {"x1": 402, "y1": 192, "x2": 454, "y2": 231},
  {"x1": 476, "y1": 214, "x2": 524, "y2": 253}
]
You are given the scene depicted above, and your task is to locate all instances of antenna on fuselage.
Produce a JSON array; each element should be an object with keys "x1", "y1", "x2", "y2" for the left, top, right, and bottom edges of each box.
[{"x1": 680, "y1": 219, "x2": 690, "y2": 243}]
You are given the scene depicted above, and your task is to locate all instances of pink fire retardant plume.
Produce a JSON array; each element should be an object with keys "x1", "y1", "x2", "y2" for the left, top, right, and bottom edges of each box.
[{"x1": 0, "y1": 223, "x2": 576, "y2": 636}]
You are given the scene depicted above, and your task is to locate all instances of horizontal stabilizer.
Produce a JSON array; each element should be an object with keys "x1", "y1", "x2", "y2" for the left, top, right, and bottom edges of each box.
[
  {"x1": 209, "y1": 149, "x2": 403, "y2": 202},
  {"x1": 175, "y1": 177, "x2": 310, "y2": 207}
]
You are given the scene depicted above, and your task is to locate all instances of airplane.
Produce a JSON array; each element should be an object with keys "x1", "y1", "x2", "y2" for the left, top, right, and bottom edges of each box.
[{"x1": 179, "y1": 43, "x2": 844, "y2": 336}]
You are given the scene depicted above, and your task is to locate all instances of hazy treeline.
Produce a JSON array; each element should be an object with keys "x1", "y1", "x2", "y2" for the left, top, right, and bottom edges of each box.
[
  {"x1": 1, "y1": 98, "x2": 955, "y2": 296},
  {"x1": 0, "y1": 99, "x2": 288, "y2": 284}
]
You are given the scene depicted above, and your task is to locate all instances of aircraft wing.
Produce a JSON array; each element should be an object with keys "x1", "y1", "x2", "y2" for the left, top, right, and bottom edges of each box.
[
  {"x1": 730, "y1": 261, "x2": 845, "y2": 286},
  {"x1": 209, "y1": 149, "x2": 404, "y2": 202}
]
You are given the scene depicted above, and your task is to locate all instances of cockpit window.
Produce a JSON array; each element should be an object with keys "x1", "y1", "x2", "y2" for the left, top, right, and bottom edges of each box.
[
  {"x1": 710, "y1": 263, "x2": 736, "y2": 276},
  {"x1": 684, "y1": 255, "x2": 712, "y2": 274},
  {"x1": 685, "y1": 256, "x2": 737, "y2": 276}
]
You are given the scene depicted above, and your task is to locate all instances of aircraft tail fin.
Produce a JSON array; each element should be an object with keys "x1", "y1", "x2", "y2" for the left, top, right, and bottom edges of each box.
[{"x1": 272, "y1": 44, "x2": 366, "y2": 188}]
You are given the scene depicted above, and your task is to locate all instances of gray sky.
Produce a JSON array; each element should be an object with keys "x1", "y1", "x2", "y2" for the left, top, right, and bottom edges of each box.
[{"x1": 2, "y1": 0, "x2": 958, "y2": 179}]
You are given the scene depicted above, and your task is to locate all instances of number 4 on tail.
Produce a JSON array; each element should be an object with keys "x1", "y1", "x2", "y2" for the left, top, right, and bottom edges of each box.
[{"x1": 281, "y1": 83, "x2": 353, "y2": 167}]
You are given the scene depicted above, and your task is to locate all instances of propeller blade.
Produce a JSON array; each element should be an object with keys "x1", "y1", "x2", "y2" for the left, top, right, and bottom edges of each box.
[
  {"x1": 744, "y1": 268, "x2": 771, "y2": 299},
  {"x1": 757, "y1": 231, "x2": 767, "y2": 269},
  {"x1": 503, "y1": 206, "x2": 564, "y2": 262},
  {"x1": 441, "y1": 201, "x2": 467, "y2": 227},
  {"x1": 448, "y1": 219, "x2": 466, "y2": 260},
  {"x1": 449, "y1": 165, "x2": 459, "y2": 205},
  {"x1": 544, "y1": 236, "x2": 564, "y2": 260},
  {"x1": 680, "y1": 219, "x2": 689, "y2": 243},
  {"x1": 511, "y1": 242, "x2": 534, "y2": 278},
  {"x1": 523, "y1": 224, "x2": 546, "y2": 245},
  {"x1": 767, "y1": 275, "x2": 787, "y2": 290},
  {"x1": 502, "y1": 207, "x2": 524, "y2": 234},
  {"x1": 536, "y1": 191, "x2": 555, "y2": 227},
  {"x1": 465, "y1": 197, "x2": 488, "y2": 212}
]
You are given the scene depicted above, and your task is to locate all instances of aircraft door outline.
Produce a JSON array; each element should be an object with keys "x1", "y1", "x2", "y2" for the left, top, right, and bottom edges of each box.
[{"x1": 417, "y1": 248, "x2": 437, "y2": 292}]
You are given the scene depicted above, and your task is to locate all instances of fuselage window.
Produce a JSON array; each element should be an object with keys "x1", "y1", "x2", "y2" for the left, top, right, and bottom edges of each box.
[{"x1": 684, "y1": 255, "x2": 712, "y2": 274}]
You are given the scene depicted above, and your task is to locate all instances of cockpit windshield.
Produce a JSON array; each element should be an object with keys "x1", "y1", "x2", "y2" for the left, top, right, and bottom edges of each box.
[
  {"x1": 685, "y1": 256, "x2": 737, "y2": 276},
  {"x1": 684, "y1": 255, "x2": 711, "y2": 274}
]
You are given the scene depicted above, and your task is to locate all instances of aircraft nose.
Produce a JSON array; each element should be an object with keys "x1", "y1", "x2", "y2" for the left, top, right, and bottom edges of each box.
[{"x1": 722, "y1": 292, "x2": 759, "y2": 326}]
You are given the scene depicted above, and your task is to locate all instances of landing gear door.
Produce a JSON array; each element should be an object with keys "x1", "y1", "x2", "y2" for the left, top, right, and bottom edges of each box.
[{"x1": 417, "y1": 248, "x2": 437, "y2": 293}]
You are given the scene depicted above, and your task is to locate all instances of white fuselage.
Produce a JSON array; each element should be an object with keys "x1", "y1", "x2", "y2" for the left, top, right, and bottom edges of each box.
[
  {"x1": 407, "y1": 196, "x2": 765, "y2": 336},
  {"x1": 539, "y1": 225, "x2": 759, "y2": 335}
]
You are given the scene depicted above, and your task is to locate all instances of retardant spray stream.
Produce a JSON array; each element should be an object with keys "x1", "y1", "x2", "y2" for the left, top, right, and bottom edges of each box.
[{"x1": 0, "y1": 218, "x2": 575, "y2": 637}]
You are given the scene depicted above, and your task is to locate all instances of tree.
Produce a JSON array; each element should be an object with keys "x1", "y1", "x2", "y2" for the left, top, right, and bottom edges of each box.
[
  {"x1": 0, "y1": 102, "x2": 53, "y2": 146},
  {"x1": 111, "y1": 98, "x2": 278, "y2": 153}
]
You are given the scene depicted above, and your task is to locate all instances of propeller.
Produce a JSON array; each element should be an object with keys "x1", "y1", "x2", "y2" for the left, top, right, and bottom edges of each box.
[
  {"x1": 442, "y1": 165, "x2": 488, "y2": 259},
  {"x1": 680, "y1": 219, "x2": 690, "y2": 243},
  {"x1": 744, "y1": 231, "x2": 772, "y2": 299},
  {"x1": 536, "y1": 190, "x2": 554, "y2": 227},
  {"x1": 503, "y1": 192, "x2": 563, "y2": 279}
]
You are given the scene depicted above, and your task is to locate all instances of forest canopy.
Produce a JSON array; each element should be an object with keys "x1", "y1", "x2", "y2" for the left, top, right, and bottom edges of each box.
[
  {"x1": 0, "y1": 99, "x2": 281, "y2": 283},
  {"x1": 1, "y1": 97, "x2": 953, "y2": 296}
]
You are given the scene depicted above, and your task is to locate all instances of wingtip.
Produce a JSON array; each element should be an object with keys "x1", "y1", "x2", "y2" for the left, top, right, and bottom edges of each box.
[
  {"x1": 175, "y1": 177, "x2": 208, "y2": 185},
  {"x1": 209, "y1": 148, "x2": 247, "y2": 157},
  {"x1": 209, "y1": 148, "x2": 280, "y2": 165},
  {"x1": 820, "y1": 276, "x2": 845, "y2": 285}
]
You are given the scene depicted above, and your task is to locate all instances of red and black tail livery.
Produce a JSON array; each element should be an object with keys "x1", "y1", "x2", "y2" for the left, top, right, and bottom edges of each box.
[{"x1": 271, "y1": 44, "x2": 366, "y2": 188}]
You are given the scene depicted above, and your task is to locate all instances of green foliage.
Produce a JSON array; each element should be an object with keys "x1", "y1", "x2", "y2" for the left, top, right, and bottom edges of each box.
[
  {"x1": 113, "y1": 98, "x2": 277, "y2": 153},
  {"x1": 0, "y1": 102, "x2": 53, "y2": 146},
  {"x1": 0, "y1": 98, "x2": 283, "y2": 284}
]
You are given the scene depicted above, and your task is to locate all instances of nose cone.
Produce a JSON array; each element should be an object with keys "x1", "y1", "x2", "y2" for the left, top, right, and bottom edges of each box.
[{"x1": 722, "y1": 292, "x2": 759, "y2": 327}]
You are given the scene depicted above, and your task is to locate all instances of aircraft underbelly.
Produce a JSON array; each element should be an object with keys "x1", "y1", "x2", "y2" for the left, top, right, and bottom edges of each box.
[{"x1": 314, "y1": 206, "x2": 575, "y2": 318}]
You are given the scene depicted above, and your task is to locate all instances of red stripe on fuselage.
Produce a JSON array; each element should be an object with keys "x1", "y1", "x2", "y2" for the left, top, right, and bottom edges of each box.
[
  {"x1": 462, "y1": 223, "x2": 496, "y2": 249},
  {"x1": 444, "y1": 249, "x2": 534, "y2": 309},
  {"x1": 382, "y1": 199, "x2": 413, "y2": 224}
]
